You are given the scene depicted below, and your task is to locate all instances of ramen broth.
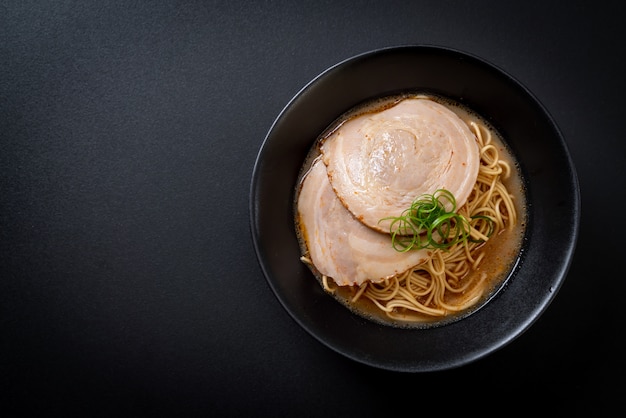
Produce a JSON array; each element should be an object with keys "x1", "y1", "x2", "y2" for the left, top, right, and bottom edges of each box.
[{"x1": 295, "y1": 92, "x2": 527, "y2": 328}]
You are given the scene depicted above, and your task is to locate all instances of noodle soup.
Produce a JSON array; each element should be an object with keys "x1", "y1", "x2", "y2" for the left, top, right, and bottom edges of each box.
[{"x1": 295, "y1": 93, "x2": 527, "y2": 329}]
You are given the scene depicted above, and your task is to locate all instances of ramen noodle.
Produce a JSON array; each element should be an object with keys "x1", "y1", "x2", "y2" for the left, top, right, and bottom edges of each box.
[{"x1": 295, "y1": 93, "x2": 526, "y2": 328}]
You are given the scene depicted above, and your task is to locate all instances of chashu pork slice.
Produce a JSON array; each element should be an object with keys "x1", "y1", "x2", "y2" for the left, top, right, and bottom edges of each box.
[
  {"x1": 321, "y1": 97, "x2": 480, "y2": 234},
  {"x1": 297, "y1": 158, "x2": 430, "y2": 286}
]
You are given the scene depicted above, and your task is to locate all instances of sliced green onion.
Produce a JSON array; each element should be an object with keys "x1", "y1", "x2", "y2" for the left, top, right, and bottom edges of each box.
[{"x1": 379, "y1": 189, "x2": 495, "y2": 251}]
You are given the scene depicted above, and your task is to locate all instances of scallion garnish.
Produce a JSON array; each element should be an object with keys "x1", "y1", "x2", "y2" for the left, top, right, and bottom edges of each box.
[{"x1": 380, "y1": 189, "x2": 494, "y2": 252}]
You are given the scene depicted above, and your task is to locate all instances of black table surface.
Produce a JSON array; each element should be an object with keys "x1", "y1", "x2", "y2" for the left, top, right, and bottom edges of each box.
[{"x1": 2, "y1": 1, "x2": 624, "y2": 416}]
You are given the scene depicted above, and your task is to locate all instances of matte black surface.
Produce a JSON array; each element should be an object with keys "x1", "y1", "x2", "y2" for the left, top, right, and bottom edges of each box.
[
  {"x1": 1, "y1": 1, "x2": 624, "y2": 416},
  {"x1": 251, "y1": 46, "x2": 579, "y2": 372}
]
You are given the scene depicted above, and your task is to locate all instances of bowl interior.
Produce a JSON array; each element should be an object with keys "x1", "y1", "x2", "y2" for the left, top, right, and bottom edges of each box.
[{"x1": 250, "y1": 45, "x2": 579, "y2": 372}]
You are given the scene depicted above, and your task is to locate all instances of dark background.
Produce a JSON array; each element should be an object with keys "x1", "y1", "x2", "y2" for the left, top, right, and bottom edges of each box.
[{"x1": 1, "y1": 1, "x2": 624, "y2": 416}]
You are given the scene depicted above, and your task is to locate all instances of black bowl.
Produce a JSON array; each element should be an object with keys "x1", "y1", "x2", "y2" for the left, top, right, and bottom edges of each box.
[{"x1": 249, "y1": 45, "x2": 580, "y2": 372}]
